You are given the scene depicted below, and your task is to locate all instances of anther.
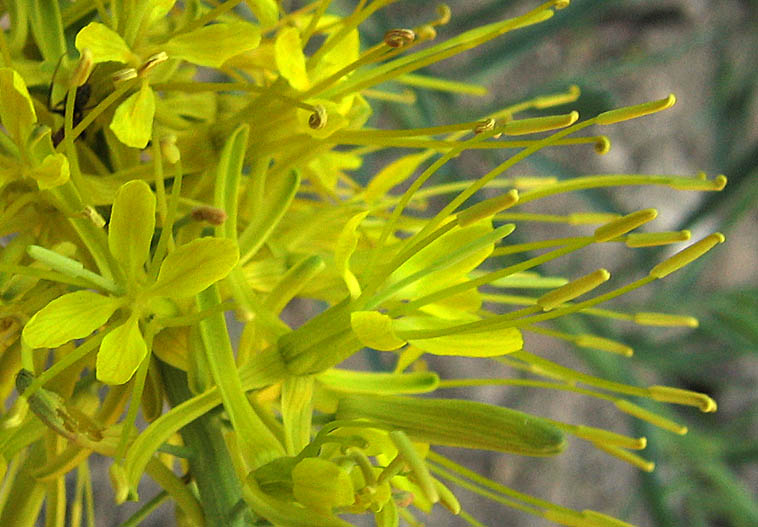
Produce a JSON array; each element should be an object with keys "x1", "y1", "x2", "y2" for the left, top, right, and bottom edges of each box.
[
  {"x1": 70, "y1": 48, "x2": 94, "y2": 88},
  {"x1": 112, "y1": 68, "x2": 138, "y2": 84},
  {"x1": 474, "y1": 118, "x2": 495, "y2": 134},
  {"x1": 191, "y1": 206, "x2": 227, "y2": 226},
  {"x1": 308, "y1": 105, "x2": 327, "y2": 129},
  {"x1": 432, "y1": 5, "x2": 452, "y2": 26},
  {"x1": 384, "y1": 29, "x2": 416, "y2": 48},
  {"x1": 139, "y1": 52, "x2": 168, "y2": 76}
]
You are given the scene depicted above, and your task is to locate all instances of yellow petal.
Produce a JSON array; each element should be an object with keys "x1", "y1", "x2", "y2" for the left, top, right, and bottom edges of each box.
[
  {"x1": 28, "y1": 153, "x2": 69, "y2": 190},
  {"x1": 0, "y1": 68, "x2": 37, "y2": 145},
  {"x1": 75, "y1": 22, "x2": 136, "y2": 64},
  {"x1": 275, "y1": 27, "x2": 310, "y2": 91},
  {"x1": 109, "y1": 82, "x2": 155, "y2": 148},
  {"x1": 165, "y1": 22, "x2": 261, "y2": 68},
  {"x1": 23, "y1": 291, "x2": 121, "y2": 348},
  {"x1": 97, "y1": 315, "x2": 148, "y2": 385},
  {"x1": 108, "y1": 180, "x2": 156, "y2": 279}
]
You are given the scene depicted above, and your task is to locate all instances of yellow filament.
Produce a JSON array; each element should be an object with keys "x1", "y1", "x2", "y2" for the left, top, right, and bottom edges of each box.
[
  {"x1": 614, "y1": 400, "x2": 688, "y2": 435},
  {"x1": 592, "y1": 442, "x2": 655, "y2": 472}
]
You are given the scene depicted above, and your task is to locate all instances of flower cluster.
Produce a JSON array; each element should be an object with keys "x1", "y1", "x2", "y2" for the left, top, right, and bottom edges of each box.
[{"x1": 0, "y1": 1, "x2": 726, "y2": 527}]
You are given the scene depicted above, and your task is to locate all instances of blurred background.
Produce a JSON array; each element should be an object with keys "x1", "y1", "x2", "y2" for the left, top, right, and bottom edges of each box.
[{"x1": 344, "y1": 1, "x2": 757, "y2": 526}]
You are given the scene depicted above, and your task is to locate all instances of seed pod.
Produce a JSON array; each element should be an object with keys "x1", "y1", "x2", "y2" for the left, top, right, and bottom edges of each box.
[{"x1": 336, "y1": 394, "x2": 565, "y2": 456}]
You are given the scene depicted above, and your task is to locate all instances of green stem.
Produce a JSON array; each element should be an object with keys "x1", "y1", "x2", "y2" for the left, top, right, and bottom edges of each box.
[{"x1": 160, "y1": 362, "x2": 256, "y2": 527}]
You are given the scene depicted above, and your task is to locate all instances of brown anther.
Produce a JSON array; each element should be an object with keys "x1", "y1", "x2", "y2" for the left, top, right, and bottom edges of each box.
[
  {"x1": 384, "y1": 28, "x2": 416, "y2": 48},
  {"x1": 474, "y1": 118, "x2": 496, "y2": 134},
  {"x1": 70, "y1": 48, "x2": 94, "y2": 88},
  {"x1": 308, "y1": 105, "x2": 327, "y2": 129},
  {"x1": 112, "y1": 68, "x2": 138, "y2": 84},
  {"x1": 79, "y1": 206, "x2": 106, "y2": 228},
  {"x1": 191, "y1": 206, "x2": 227, "y2": 226},
  {"x1": 139, "y1": 52, "x2": 169, "y2": 76}
]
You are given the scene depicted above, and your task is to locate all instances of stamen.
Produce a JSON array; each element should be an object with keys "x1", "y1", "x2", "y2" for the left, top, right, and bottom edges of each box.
[
  {"x1": 456, "y1": 189, "x2": 519, "y2": 226},
  {"x1": 308, "y1": 105, "x2": 327, "y2": 129},
  {"x1": 503, "y1": 112, "x2": 578, "y2": 135},
  {"x1": 473, "y1": 118, "x2": 496, "y2": 134},
  {"x1": 112, "y1": 68, "x2": 138, "y2": 84},
  {"x1": 614, "y1": 400, "x2": 688, "y2": 435},
  {"x1": 591, "y1": 442, "x2": 655, "y2": 472},
  {"x1": 138, "y1": 52, "x2": 168, "y2": 76},
  {"x1": 537, "y1": 269, "x2": 610, "y2": 311},
  {"x1": 648, "y1": 385, "x2": 717, "y2": 412},
  {"x1": 596, "y1": 94, "x2": 675, "y2": 125},
  {"x1": 648, "y1": 233, "x2": 725, "y2": 279},
  {"x1": 593, "y1": 209, "x2": 657, "y2": 242},
  {"x1": 633, "y1": 312, "x2": 698, "y2": 328},
  {"x1": 625, "y1": 230, "x2": 690, "y2": 247},
  {"x1": 70, "y1": 48, "x2": 93, "y2": 88},
  {"x1": 384, "y1": 29, "x2": 416, "y2": 48},
  {"x1": 191, "y1": 206, "x2": 228, "y2": 225}
]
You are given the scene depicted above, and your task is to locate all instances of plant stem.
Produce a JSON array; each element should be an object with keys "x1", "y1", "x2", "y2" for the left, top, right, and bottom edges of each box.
[{"x1": 160, "y1": 362, "x2": 256, "y2": 527}]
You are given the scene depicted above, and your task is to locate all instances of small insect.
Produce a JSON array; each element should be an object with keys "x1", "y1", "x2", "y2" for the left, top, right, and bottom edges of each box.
[{"x1": 47, "y1": 55, "x2": 94, "y2": 147}]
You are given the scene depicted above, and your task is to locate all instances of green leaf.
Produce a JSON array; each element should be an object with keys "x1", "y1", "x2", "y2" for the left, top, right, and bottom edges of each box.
[
  {"x1": 22, "y1": 291, "x2": 121, "y2": 348},
  {"x1": 96, "y1": 314, "x2": 148, "y2": 385},
  {"x1": 394, "y1": 315, "x2": 523, "y2": 357},
  {"x1": 27, "y1": 153, "x2": 69, "y2": 190},
  {"x1": 351, "y1": 311, "x2": 406, "y2": 351},
  {"x1": 149, "y1": 238, "x2": 239, "y2": 298},
  {"x1": 75, "y1": 22, "x2": 136, "y2": 65},
  {"x1": 109, "y1": 82, "x2": 155, "y2": 148},
  {"x1": 275, "y1": 27, "x2": 309, "y2": 91},
  {"x1": 0, "y1": 68, "x2": 37, "y2": 146},
  {"x1": 109, "y1": 180, "x2": 156, "y2": 280},
  {"x1": 165, "y1": 22, "x2": 261, "y2": 68}
]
